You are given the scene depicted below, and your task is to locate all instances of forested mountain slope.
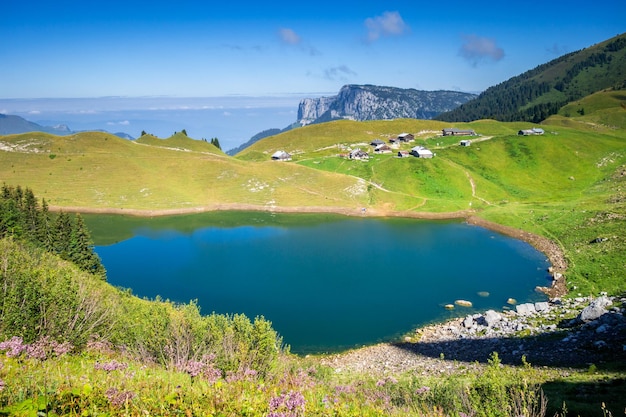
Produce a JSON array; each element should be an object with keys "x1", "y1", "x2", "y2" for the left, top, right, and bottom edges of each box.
[{"x1": 436, "y1": 33, "x2": 626, "y2": 123}]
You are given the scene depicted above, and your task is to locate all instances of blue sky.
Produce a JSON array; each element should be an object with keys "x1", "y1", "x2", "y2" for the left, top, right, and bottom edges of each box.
[{"x1": 2, "y1": 0, "x2": 624, "y2": 98}]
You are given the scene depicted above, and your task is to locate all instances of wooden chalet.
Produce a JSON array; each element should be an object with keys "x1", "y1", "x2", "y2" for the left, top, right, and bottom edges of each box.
[
  {"x1": 442, "y1": 128, "x2": 476, "y2": 136},
  {"x1": 374, "y1": 144, "x2": 392, "y2": 154}
]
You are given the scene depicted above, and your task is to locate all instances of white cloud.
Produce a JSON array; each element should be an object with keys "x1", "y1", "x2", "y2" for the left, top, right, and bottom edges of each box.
[
  {"x1": 107, "y1": 120, "x2": 131, "y2": 126},
  {"x1": 459, "y1": 34, "x2": 504, "y2": 66},
  {"x1": 364, "y1": 11, "x2": 410, "y2": 43},
  {"x1": 28, "y1": 110, "x2": 41, "y2": 115}
]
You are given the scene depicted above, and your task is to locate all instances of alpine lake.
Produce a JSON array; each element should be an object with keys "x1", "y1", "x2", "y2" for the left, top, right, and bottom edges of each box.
[{"x1": 85, "y1": 211, "x2": 551, "y2": 354}]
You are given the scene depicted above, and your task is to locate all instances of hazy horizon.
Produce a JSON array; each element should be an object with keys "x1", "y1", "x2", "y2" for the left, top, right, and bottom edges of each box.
[{"x1": 0, "y1": 95, "x2": 330, "y2": 151}]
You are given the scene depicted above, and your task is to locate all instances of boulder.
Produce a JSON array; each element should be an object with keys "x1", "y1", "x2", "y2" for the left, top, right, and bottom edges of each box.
[
  {"x1": 483, "y1": 310, "x2": 502, "y2": 327},
  {"x1": 535, "y1": 301, "x2": 550, "y2": 312},
  {"x1": 463, "y1": 316, "x2": 474, "y2": 328},
  {"x1": 578, "y1": 296, "x2": 612, "y2": 322},
  {"x1": 516, "y1": 303, "x2": 536, "y2": 316}
]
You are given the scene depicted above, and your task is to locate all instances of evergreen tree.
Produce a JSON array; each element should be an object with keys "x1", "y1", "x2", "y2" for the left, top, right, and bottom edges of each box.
[
  {"x1": 181, "y1": 129, "x2": 188, "y2": 136},
  {"x1": 37, "y1": 199, "x2": 55, "y2": 251},
  {"x1": 22, "y1": 188, "x2": 39, "y2": 240},
  {"x1": 53, "y1": 211, "x2": 73, "y2": 260},
  {"x1": 210, "y1": 137, "x2": 221, "y2": 150},
  {"x1": 69, "y1": 213, "x2": 106, "y2": 278}
]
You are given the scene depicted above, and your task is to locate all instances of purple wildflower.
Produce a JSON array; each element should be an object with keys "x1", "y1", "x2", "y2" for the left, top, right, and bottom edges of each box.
[
  {"x1": 416, "y1": 386, "x2": 431, "y2": 395},
  {"x1": 52, "y1": 341, "x2": 73, "y2": 357},
  {"x1": 105, "y1": 387, "x2": 136, "y2": 408},
  {"x1": 185, "y1": 360, "x2": 205, "y2": 378},
  {"x1": 94, "y1": 360, "x2": 128, "y2": 372},
  {"x1": 0, "y1": 336, "x2": 27, "y2": 358},
  {"x1": 376, "y1": 376, "x2": 398, "y2": 387},
  {"x1": 0, "y1": 379, "x2": 5, "y2": 391},
  {"x1": 268, "y1": 390, "x2": 306, "y2": 416},
  {"x1": 334, "y1": 385, "x2": 355, "y2": 395}
]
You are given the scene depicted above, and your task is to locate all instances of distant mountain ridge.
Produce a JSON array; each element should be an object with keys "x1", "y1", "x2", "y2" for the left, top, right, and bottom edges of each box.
[
  {"x1": 436, "y1": 32, "x2": 626, "y2": 123},
  {"x1": 0, "y1": 113, "x2": 134, "y2": 139},
  {"x1": 297, "y1": 85, "x2": 477, "y2": 125},
  {"x1": 0, "y1": 114, "x2": 72, "y2": 136}
]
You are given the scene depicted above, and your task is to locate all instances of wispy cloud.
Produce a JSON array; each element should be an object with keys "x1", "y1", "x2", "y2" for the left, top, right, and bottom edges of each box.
[
  {"x1": 324, "y1": 65, "x2": 357, "y2": 82},
  {"x1": 459, "y1": 34, "x2": 504, "y2": 66},
  {"x1": 546, "y1": 43, "x2": 568, "y2": 56},
  {"x1": 364, "y1": 11, "x2": 410, "y2": 43},
  {"x1": 107, "y1": 120, "x2": 130, "y2": 126},
  {"x1": 278, "y1": 27, "x2": 321, "y2": 56},
  {"x1": 279, "y1": 28, "x2": 301, "y2": 45}
]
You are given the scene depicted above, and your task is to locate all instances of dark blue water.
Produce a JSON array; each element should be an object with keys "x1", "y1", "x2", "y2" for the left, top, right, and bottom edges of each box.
[{"x1": 95, "y1": 217, "x2": 551, "y2": 353}]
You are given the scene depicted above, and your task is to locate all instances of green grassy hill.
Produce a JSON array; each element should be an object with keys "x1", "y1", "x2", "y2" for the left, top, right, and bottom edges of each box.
[{"x1": 0, "y1": 131, "x2": 371, "y2": 211}]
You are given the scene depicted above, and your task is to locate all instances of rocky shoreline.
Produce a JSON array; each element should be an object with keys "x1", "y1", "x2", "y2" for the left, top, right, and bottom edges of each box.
[{"x1": 321, "y1": 295, "x2": 626, "y2": 375}]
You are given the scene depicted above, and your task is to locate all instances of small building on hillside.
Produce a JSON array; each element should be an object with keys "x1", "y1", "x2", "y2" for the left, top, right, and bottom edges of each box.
[
  {"x1": 374, "y1": 144, "x2": 392, "y2": 154},
  {"x1": 442, "y1": 128, "x2": 476, "y2": 136},
  {"x1": 397, "y1": 150, "x2": 410, "y2": 158},
  {"x1": 370, "y1": 139, "x2": 385, "y2": 146},
  {"x1": 460, "y1": 139, "x2": 471, "y2": 147},
  {"x1": 271, "y1": 150, "x2": 292, "y2": 161},
  {"x1": 410, "y1": 146, "x2": 434, "y2": 158},
  {"x1": 349, "y1": 148, "x2": 369, "y2": 160},
  {"x1": 397, "y1": 133, "x2": 415, "y2": 142},
  {"x1": 518, "y1": 128, "x2": 545, "y2": 136}
]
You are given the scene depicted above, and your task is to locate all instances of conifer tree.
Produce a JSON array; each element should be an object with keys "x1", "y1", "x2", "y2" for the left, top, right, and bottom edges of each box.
[
  {"x1": 53, "y1": 211, "x2": 73, "y2": 259},
  {"x1": 37, "y1": 199, "x2": 55, "y2": 251},
  {"x1": 69, "y1": 213, "x2": 106, "y2": 278}
]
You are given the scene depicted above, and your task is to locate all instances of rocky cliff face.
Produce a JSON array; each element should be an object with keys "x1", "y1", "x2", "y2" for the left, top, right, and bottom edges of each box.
[{"x1": 297, "y1": 85, "x2": 476, "y2": 126}]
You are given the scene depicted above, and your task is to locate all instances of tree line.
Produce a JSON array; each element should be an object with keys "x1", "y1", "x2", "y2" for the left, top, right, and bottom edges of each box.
[{"x1": 0, "y1": 184, "x2": 106, "y2": 278}]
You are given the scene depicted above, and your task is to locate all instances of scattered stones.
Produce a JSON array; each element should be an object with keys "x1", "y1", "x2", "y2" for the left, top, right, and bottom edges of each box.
[
  {"x1": 477, "y1": 291, "x2": 490, "y2": 297},
  {"x1": 506, "y1": 298, "x2": 517, "y2": 305},
  {"x1": 455, "y1": 300, "x2": 473, "y2": 307},
  {"x1": 321, "y1": 295, "x2": 626, "y2": 375}
]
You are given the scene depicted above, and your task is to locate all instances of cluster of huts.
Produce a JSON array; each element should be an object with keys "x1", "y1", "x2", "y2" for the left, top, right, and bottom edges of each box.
[{"x1": 271, "y1": 126, "x2": 545, "y2": 163}]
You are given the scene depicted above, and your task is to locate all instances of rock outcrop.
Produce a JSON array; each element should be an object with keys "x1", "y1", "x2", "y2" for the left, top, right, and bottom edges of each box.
[{"x1": 297, "y1": 85, "x2": 477, "y2": 126}]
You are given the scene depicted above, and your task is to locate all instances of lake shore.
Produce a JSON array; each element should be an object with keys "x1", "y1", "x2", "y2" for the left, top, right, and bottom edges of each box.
[{"x1": 50, "y1": 203, "x2": 568, "y2": 298}]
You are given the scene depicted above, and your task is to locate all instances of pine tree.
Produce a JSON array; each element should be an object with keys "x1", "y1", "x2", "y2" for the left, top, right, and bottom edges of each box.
[
  {"x1": 53, "y1": 211, "x2": 73, "y2": 260},
  {"x1": 211, "y1": 137, "x2": 221, "y2": 150},
  {"x1": 68, "y1": 213, "x2": 106, "y2": 278},
  {"x1": 37, "y1": 199, "x2": 55, "y2": 251}
]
